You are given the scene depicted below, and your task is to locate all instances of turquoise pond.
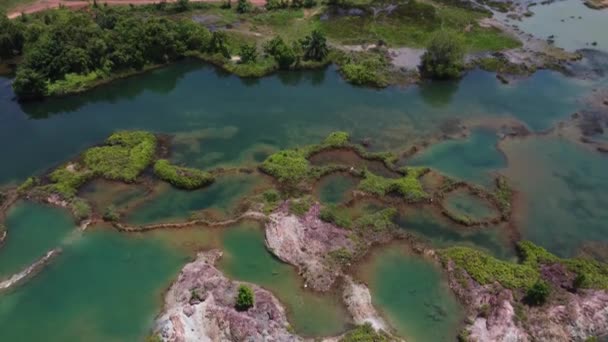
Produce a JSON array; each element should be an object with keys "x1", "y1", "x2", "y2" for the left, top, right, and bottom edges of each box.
[{"x1": 0, "y1": 28, "x2": 606, "y2": 340}]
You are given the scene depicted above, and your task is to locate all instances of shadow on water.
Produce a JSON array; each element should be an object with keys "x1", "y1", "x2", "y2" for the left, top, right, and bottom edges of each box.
[{"x1": 418, "y1": 79, "x2": 460, "y2": 108}]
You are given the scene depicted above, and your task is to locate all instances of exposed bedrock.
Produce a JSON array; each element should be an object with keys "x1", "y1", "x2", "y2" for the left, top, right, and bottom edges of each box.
[
  {"x1": 264, "y1": 202, "x2": 356, "y2": 292},
  {"x1": 446, "y1": 260, "x2": 608, "y2": 342}
]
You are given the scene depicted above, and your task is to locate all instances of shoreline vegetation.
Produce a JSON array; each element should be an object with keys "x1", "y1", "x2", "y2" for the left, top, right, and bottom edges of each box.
[{"x1": 0, "y1": 0, "x2": 529, "y2": 101}]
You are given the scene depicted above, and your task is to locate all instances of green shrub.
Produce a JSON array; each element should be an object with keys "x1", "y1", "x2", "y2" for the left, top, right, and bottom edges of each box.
[
  {"x1": 262, "y1": 189, "x2": 280, "y2": 203},
  {"x1": 525, "y1": 280, "x2": 550, "y2": 306},
  {"x1": 340, "y1": 323, "x2": 390, "y2": 342},
  {"x1": 261, "y1": 149, "x2": 310, "y2": 184},
  {"x1": 153, "y1": 159, "x2": 214, "y2": 190},
  {"x1": 13, "y1": 67, "x2": 47, "y2": 100},
  {"x1": 84, "y1": 131, "x2": 157, "y2": 182},
  {"x1": 358, "y1": 168, "x2": 427, "y2": 201},
  {"x1": 235, "y1": 284, "x2": 255, "y2": 311},
  {"x1": 419, "y1": 31, "x2": 464, "y2": 79},
  {"x1": 236, "y1": 0, "x2": 252, "y2": 13},
  {"x1": 300, "y1": 30, "x2": 328, "y2": 61},
  {"x1": 353, "y1": 208, "x2": 397, "y2": 232},
  {"x1": 47, "y1": 164, "x2": 95, "y2": 198},
  {"x1": 319, "y1": 204, "x2": 352, "y2": 228},
  {"x1": 103, "y1": 205, "x2": 120, "y2": 222},
  {"x1": 323, "y1": 131, "x2": 350, "y2": 146},
  {"x1": 71, "y1": 198, "x2": 92, "y2": 221},
  {"x1": 17, "y1": 176, "x2": 38, "y2": 194},
  {"x1": 239, "y1": 44, "x2": 258, "y2": 63},
  {"x1": 289, "y1": 196, "x2": 312, "y2": 216},
  {"x1": 264, "y1": 36, "x2": 296, "y2": 69},
  {"x1": 328, "y1": 247, "x2": 353, "y2": 266}
]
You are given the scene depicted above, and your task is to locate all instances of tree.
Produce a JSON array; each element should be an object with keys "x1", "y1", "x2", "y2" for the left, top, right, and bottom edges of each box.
[
  {"x1": 208, "y1": 31, "x2": 230, "y2": 58},
  {"x1": 419, "y1": 31, "x2": 464, "y2": 80},
  {"x1": 13, "y1": 67, "x2": 48, "y2": 101},
  {"x1": 176, "y1": 0, "x2": 190, "y2": 12},
  {"x1": 236, "y1": 0, "x2": 252, "y2": 13},
  {"x1": 264, "y1": 36, "x2": 295, "y2": 69},
  {"x1": 0, "y1": 16, "x2": 25, "y2": 59},
  {"x1": 235, "y1": 284, "x2": 254, "y2": 311},
  {"x1": 239, "y1": 44, "x2": 257, "y2": 63},
  {"x1": 525, "y1": 280, "x2": 550, "y2": 306},
  {"x1": 300, "y1": 30, "x2": 328, "y2": 61}
]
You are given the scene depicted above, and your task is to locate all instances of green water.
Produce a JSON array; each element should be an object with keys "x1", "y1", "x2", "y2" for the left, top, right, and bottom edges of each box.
[
  {"x1": 0, "y1": 202, "x2": 75, "y2": 278},
  {"x1": 316, "y1": 173, "x2": 358, "y2": 204},
  {"x1": 0, "y1": 64, "x2": 589, "y2": 186},
  {"x1": 518, "y1": 0, "x2": 608, "y2": 52},
  {"x1": 359, "y1": 245, "x2": 464, "y2": 341},
  {"x1": 0, "y1": 227, "x2": 187, "y2": 342},
  {"x1": 397, "y1": 210, "x2": 514, "y2": 259},
  {"x1": 407, "y1": 129, "x2": 506, "y2": 186},
  {"x1": 218, "y1": 223, "x2": 349, "y2": 336},
  {"x1": 444, "y1": 190, "x2": 499, "y2": 221},
  {"x1": 127, "y1": 173, "x2": 260, "y2": 225},
  {"x1": 503, "y1": 136, "x2": 608, "y2": 257}
]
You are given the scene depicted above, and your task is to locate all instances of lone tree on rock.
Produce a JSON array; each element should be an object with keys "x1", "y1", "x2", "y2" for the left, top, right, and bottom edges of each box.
[
  {"x1": 235, "y1": 284, "x2": 255, "y2": 311},
  {"x1": 525, "y1": 280, "x2": 550, "y2": 306},
  {"x1": 419, "y1": 31, "x2": 464, "y2": 80}
]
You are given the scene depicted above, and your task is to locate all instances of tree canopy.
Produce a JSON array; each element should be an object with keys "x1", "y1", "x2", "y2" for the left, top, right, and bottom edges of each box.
[{"x1": 419, "y1": 31, "x2": 464, "y2": 80}]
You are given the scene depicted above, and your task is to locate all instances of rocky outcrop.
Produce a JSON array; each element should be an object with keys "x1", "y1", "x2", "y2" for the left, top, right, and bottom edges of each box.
[
  {"x1": 445, "y1": 260, "x2": 608, "y2": 342},
  {"x1": 342, "y1": 276, "x2": 389, "y2": 332},
  {"x1": 154, "y1": 250, "x2": 301, "y2": 342},
  {"x1": 0, "y1": 248, "x2": 61, "y2": 292},
  {"x1": 264, "y1": 202, "x2": 355, "y2": 292}
]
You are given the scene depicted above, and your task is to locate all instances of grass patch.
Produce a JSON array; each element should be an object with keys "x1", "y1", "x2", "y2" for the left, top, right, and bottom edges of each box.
[
  {"x1": 358, "y1": 167, "x2": 428, "y2": 201},
  {"x1": 83, "y1": 131, "x2": 157, "y2": 182},
  {"x1": 45, "y1": 164, "x2": 95, "y2": 198},
  {"x1": 335, "y1": 50, "x2": 392, "y2": 87},
  {"x1": 153, "y1": 159, "x2": 214, "y2": 190},
  {"x1": 261, "y1": 149, "x2": 311, "y2": 184},
  {"x1": 17, "y1": 176, "x2": 38, "y2": 194},
  {"x1": 328, "y1": 247, "x2": 353, "y2": 266},
  {"x1": 288, "y1": 196, "x2": 312, "y2": 216},
  {"x1": 318, "y1": 1, "x2": 520, "y2": 51}
]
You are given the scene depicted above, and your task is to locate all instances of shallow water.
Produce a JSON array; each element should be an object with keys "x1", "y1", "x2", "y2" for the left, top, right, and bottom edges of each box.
[
  {"x1": 0, "y1": 227, "x2": 187, "y2": 342},
  {"x1": 127, "y1": 173, "x2": 262, "y2": 225},
  {"x1": 218, "y1": 223, "x2": 349, "y2": 336},
  {"x1": 0, "y1": 202, "x2": 74, "y2": 278},
  {"x1": 407, "y1": 129, "x2": 506, "y2": 186},
  {"x1": 443, "y1": 189, "x2": 500, "y2": 221},
  {"x1": 518, "y1": 0, "x2": 607, "y2": 52},
  {"x1": 502, "y1": 136, "x2": 608, "y2": 257},
  {"x1": 0, "y1": 63, "x2": 590, "y2": 186},
  {"x1": 315, "y1": 173, "x2": 359, "y2": 204},
  {"x1": 396, "y1": 209, "x2": 515, "y2": 259},
  {"x1": 358, "y1": 244, "x2": 464, "y2": 341}
]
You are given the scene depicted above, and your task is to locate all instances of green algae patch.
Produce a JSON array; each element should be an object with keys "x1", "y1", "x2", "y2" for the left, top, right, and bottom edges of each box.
[
  {"x1": 443, "y1": 241, "x2": 608, "y2": 290},
  {"x1": 323, "y1": 131, "x2": 350, "y2": 146},
  {"x1": 358, "y1": 167, "x2": 428, "y2": 201},
  {"x1": 84, "y1": 131, "x2": 157, "y2": 182},
  {"x1": 153, "y1": 159, "x2": 214, "y2": 190}
]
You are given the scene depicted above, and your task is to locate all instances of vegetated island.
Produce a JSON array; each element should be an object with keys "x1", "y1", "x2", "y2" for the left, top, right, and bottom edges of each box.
[
  {"x1": 0, "y1": 0, "x2": 581, "y2": 101},
  {"x1": 2, "y1": 129, "x2": 608, "y2": 341}
]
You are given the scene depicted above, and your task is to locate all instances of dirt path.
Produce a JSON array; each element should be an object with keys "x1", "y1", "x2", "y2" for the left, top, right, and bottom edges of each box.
[{"x1": 7, "y1": 0, "x2": 266, "y2": 19}]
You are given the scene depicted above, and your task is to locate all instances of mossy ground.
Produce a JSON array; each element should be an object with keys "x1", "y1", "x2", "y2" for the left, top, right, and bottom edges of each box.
[{"x1": 358, "y1": 167, "x2": 428, "y2": 202}]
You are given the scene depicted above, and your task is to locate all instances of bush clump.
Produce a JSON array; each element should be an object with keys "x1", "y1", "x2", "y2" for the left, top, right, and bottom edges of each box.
[
  {"x1": 358, "y1": 168, "x2": 427, "y2": 201},
  {"x1": 340, "y1": 323, "x2": 390, "y2": 342},
  {"x1": 353, "y1": 208, "x2": 397, "y2": 232},
  {"x1": 153, "y1": 159, "x2": 214, "y2": 190},
  {"x1": 261, "y1": 149, "x2": 310, "y2": 184},
  {"x1": 46, "y1": 164, "x2": 95, "y2": 198},
  {"x1": 323, "y1": 131, "x2": 350, "y2": 146},
  {"x1": 83, "y1": 131, "x2": 157, "y2": 182},
  {"x1": 419, "y1": 31, "x2": 464, "y2": 80},
  {"x1": 319, "y1": 204, "x2": 352, "y2": 228},
  {"x1": 17, "y1": 176, "x2": 39, "y2": 194},
  {"x1": 235, "y1": 284, "x2": 255, "y2": 311},
  {"x1": 525, "y1": 280, "x2": 550, "y2": 306}
]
